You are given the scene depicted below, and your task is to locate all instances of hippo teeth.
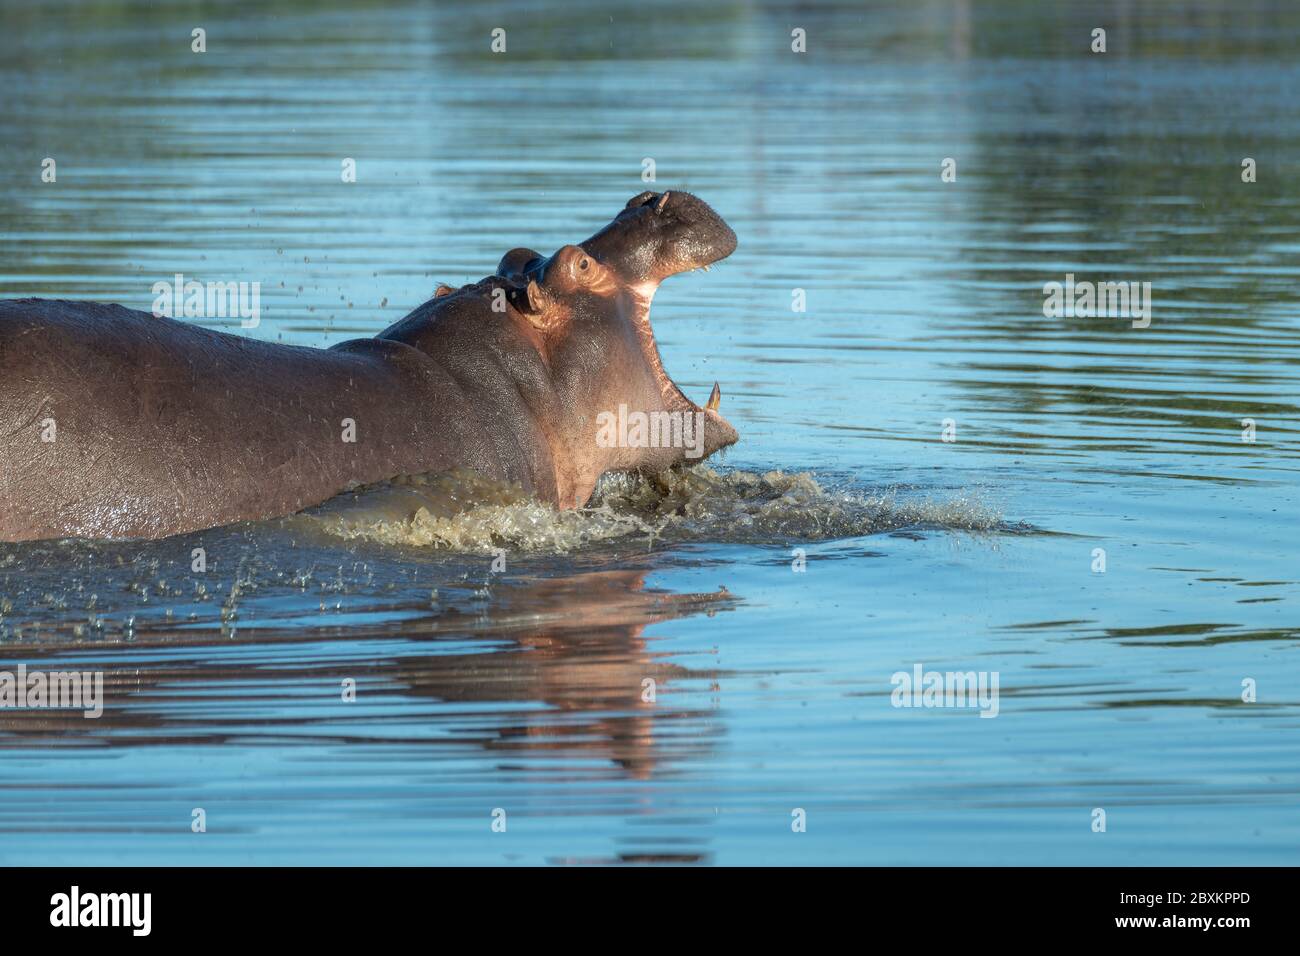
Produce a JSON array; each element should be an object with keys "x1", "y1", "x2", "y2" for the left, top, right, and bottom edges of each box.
[{"x1": 706, "y1": 382, "x2": 721, "y2": 411}]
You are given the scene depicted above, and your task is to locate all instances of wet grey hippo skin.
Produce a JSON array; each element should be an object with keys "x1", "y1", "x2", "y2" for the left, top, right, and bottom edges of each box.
[{"x1": 0, "y1": 191, "x2": 738, "y2": 541}]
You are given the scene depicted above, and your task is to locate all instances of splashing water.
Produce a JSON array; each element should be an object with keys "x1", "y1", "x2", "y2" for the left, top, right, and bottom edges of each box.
[{"x1": 303, "y1": 466, "x2": 1007, "y2": 553}]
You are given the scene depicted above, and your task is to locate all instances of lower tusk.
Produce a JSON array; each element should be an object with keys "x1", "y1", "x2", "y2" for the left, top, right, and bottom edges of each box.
[{"x1": 706, "y1": 381, "x2": 721, "y2": 412}]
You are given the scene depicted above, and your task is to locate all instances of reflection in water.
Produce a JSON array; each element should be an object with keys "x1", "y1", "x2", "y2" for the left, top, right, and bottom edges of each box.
[
  {"x1": 0, "y1": 565, "x2": 735, "y2": 864},
  {"x1": 390, "y1": 572, "x2": 732, "y2": 782},
  {"x1": 0, "y1": 564, "x2": 733, "y2": 775},
  {"x1": 1, "y1": 569, "x2": 735, "y2": 783}
]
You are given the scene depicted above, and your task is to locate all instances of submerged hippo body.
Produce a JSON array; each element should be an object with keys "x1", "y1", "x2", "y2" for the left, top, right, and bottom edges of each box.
[{"x1": 0, "y1": 191, "x2": 738, "y2": 541}]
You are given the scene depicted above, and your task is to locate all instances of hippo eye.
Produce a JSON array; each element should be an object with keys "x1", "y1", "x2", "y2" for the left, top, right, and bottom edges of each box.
[{"x1": 578, "y1": 258, "x2": 589, "y2": 271}]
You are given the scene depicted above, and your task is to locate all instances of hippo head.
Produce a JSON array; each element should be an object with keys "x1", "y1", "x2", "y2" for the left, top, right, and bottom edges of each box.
[
  {"x1": 580, "y1": 190, "x2": 738, "y2": 290},
  {"x1": 500, "y1": 191, "x2": 737, "y2": 288},
  {"x1": 497, "y1": 192, "x2": 739, "y2": 505}
]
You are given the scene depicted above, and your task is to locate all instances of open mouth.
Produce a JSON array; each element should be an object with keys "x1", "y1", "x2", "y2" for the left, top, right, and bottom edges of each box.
[
  {"x1": 626, "y1": 268, "x2": 738, "y2": 453},
  {"x1": 574, "y1": 189, "x2": 740, "y2": 454}
]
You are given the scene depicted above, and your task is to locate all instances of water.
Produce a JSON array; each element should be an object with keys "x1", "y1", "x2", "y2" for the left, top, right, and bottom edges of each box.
[{"x1": 2, "y1": 0, "x2": 1298, "y2": 865}]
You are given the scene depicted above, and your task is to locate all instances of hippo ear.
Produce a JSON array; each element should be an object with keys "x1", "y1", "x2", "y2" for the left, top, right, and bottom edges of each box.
[
  {"x1": 497, "y1": 247, "x2": 542, "y2": 280},
  {"x1": 507, "y1": 280, "x2": 564, "y2": 334}
]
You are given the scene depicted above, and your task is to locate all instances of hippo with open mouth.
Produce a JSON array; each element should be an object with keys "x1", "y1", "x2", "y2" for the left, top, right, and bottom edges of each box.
[{"x1": 0, "y1": 191, "x2": 738, "y2": 542}]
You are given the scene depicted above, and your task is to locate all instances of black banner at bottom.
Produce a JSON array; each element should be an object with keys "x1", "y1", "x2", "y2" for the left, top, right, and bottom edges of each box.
[{"x1": 0, "y1": 866, "x2": 1283, "y2": 940}]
